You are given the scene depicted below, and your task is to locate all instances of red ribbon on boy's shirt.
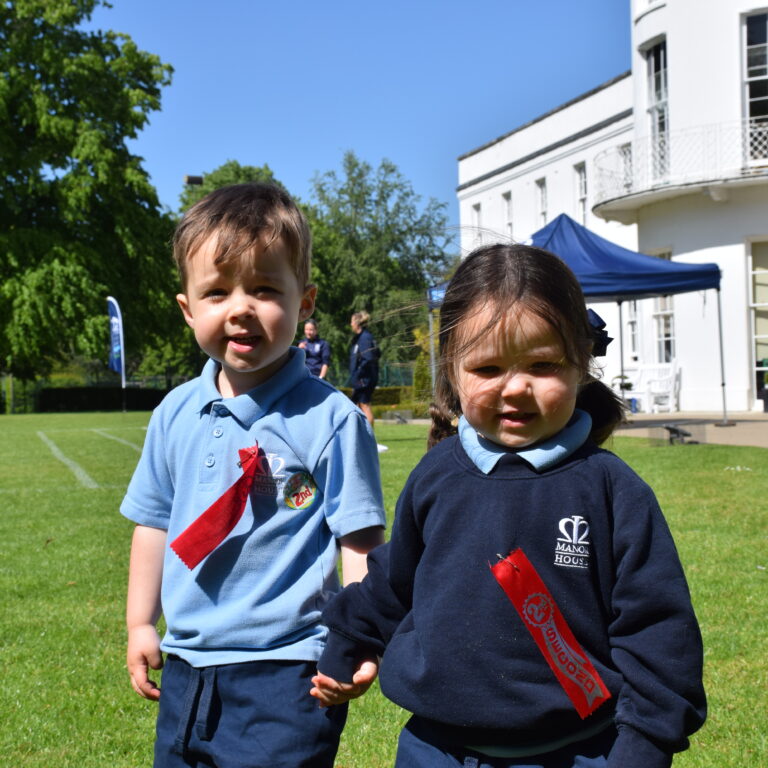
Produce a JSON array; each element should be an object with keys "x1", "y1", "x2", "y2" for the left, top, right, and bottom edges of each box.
[
  {"x1": 170, "y1": 444, "x2": 261, "y2": 570},
  {"x1": 491, "y1": 548, "x2": 611, "y2": 719}
]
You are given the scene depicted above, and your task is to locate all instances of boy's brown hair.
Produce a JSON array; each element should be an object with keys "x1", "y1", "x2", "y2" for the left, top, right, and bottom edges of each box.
[{"x1": 173, "y1": 183, "x2": 312, "y2": 289}]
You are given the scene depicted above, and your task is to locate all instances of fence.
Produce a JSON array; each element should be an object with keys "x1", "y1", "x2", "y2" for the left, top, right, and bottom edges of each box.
[
  {"x1": 594, "y1": 118, "x2": 768, "y2": 206},
  {"x1": 3, "y1": 363, "x2": 417, "y2": 414}
]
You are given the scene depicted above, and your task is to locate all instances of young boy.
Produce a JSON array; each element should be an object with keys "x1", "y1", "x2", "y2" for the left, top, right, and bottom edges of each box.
[{"x1": 122, "y1": 183, "x2": 385, "y2": 768}]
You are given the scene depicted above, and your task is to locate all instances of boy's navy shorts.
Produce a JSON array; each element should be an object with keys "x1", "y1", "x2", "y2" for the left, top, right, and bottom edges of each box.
[
  {"x1": 351, "y1": 384, "x2": 376, "y2": 405},
  {"x1": 394, "y1": 716, "x2": 617, "y2": 768},
  {"x1": 153, "y1": 655, "x2": 347, "y2": 768}
]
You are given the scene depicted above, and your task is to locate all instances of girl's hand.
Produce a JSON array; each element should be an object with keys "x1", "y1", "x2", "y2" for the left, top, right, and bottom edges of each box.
[
  {"x1": 127, "y1": 623, "x2": 163, "y2": 700},
  {"x1": 309, "y1": 660, "x2": 378, "y2": 707}
]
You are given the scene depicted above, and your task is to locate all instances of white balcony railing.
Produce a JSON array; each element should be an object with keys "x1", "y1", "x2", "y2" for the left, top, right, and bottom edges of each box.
[{"x1": 594, "y1": 119, "x2": 768, "y2": 207}]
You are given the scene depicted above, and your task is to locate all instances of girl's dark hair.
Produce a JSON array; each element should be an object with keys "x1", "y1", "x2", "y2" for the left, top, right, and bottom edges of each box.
[{"x1": 428, "y1": 243, "x2": 625, "y2": 449}]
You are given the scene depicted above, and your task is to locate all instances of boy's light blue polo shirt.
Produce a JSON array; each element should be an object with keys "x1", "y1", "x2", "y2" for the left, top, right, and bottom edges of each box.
[{"x1": 121, "y1": 349, "x2": 386, "y2": 667}]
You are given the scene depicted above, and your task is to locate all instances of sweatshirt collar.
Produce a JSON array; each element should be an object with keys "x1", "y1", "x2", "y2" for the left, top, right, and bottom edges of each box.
[{"x1": 458, "y1": 409, "x2": 592, "y2": 474}]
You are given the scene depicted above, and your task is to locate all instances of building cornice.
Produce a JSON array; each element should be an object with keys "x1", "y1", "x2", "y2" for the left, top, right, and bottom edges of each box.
[
  {"x1": 457, "y1": 108, "x2": 633, "y2": 193},
  {"x1": 457, "y1": 70, "x2": 632, "y2": 164}
]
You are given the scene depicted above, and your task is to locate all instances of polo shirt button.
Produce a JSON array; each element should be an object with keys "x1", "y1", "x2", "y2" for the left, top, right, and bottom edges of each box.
[
  {"x1": 205, "y1": 455, "x2": 215, "y2": 467},
  {"x1": 213, "y1": 427, "x2": 223, "y2": 438}
]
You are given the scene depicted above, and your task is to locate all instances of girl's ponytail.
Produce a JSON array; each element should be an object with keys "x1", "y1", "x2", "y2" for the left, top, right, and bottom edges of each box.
[
  {"x1": 428, "y1": 402, "x2": 457, "y2": 450},
  {"x1": 576, "y1": 377, "x2": 627, "y2": 445}
]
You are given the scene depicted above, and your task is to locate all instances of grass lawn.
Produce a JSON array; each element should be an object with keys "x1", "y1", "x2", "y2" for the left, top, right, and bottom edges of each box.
[{"x1": 0, "y1": 414, "x2": 765, "y2": 766}]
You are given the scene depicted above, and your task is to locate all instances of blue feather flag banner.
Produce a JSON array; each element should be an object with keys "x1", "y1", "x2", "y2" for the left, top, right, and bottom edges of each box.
[{"x1": 107, "y1": 296, "x2": 126, "y2": 387}]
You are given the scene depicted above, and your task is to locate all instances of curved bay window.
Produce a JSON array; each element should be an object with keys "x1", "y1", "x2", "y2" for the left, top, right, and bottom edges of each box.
[
  {"x1": 746, "y1": 13, "x2": 768, "y2": 162},
  {"x1": 647, "y1": 41, "x2": 669, "y2": 179}
]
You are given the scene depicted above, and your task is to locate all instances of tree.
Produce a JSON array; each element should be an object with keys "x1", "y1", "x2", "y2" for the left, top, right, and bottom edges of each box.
[
  {"x1": 0, "y1": 0, "x2": 175, "y2": 380},
  {"x1": 179, "y1": 160, "x2": 284, "y2": 212},
  {"x1": 308, "y1": 151, "x2": 454, "y2": 376}
]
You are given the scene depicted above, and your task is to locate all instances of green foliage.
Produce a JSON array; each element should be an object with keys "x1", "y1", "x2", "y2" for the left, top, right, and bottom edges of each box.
[
  {"x1": 0, "y1": 0, "x2": 176, "y2": 380},
  {"x1": 411, "y1": 322, "x2": 435, "y2": 402},
  {"x1": 307, "y1": 151, "x2": 454, "y2": 371},
  {"x1": 178, "y1": 159, "x2": 284, "y2": 212},
  {"x1": 133, "y1": 326, "x2": 207, "y2": 384}
]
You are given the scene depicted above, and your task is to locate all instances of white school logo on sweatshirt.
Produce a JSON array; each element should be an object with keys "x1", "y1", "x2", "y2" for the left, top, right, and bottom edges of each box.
[{"x1": 554, "y1": 515, "x2": 591, "y2": 569}]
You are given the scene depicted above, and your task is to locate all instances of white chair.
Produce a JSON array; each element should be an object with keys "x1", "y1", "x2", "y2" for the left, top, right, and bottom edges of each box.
[{"x1": 644, "y1": 362, "x2": 679, "y2": 413}]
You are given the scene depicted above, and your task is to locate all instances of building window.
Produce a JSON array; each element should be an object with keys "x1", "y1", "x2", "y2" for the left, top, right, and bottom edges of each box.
[
  {"x1": 627, "y1": 300, "x2": 639, "y2": 362},
  {"x1": 647, "y1": 40, "x2": 669, "y2": 178},
  {"x1": 574, "y1": 163, "x2": 587, "y2": 224},
  {"x1": 654, "y1": 295, "x2": 675, "y2": 362},
  {"x1": 501, "y1": 191, "x2": 513, "y2": 238},
  {"x1": 471, "y1": 202, "x2": 482, "y2": 244},
  {"x1": 745, "y1": 13, "x2": 768, "y2": 160},
  {"x1": 652, "y1": 251, "x2": 674, "y2": 362},
  {"x1": 750, "y1": 242, "x2": 768, "y2": 403},
  {"x1": 535, "y1": 178, "x2": 547, "y2": 227}
]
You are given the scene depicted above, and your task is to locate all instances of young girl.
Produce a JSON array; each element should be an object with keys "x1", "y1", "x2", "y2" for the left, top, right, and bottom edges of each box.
[{"x1": 311, "y1": 244, "x2": 706, "y2": 768}]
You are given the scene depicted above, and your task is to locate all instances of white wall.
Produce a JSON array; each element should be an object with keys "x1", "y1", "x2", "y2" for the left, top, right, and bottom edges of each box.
[
  {"x1": 631, "y1": 0, "x2": 755, "y2": 134},
  {"x1": 637, "y1": 185, "x2": 768, "y2": 410}
]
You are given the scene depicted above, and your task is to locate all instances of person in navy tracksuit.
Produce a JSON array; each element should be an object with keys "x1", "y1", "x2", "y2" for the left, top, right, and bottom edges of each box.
[
  {"x1": 348, "y1": 311, "x2": 387, "y2": 452},
  {"x1": 298, "y1": 318, "x2": 331, "y2": 379}
]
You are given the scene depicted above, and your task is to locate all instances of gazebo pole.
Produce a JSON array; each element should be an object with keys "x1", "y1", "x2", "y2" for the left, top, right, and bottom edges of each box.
[
  {"x1": 714, "y1": 287, "x2": 734, "y2": 427},
  {"x1": 617, "y1": 300, "x2": 625, "y2": 395}
]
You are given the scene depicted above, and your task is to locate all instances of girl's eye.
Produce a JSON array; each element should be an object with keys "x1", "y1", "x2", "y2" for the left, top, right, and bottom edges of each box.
[
  {"x1": 530, "y1": 361, "x2": 561, "y2": 374},
  {"x1": 473, "y1": 365, "x2": 501, "y2": 376}
]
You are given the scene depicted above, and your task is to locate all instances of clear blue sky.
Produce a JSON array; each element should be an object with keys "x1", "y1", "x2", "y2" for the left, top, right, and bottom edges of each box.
[{"x1": 88, "y1": 0, "x2": 630, "y2": 233}]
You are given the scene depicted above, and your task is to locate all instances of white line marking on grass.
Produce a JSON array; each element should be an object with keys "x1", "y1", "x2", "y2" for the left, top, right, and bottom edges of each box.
[
  {"x1": 0, "y1": 484, "x2": 126, "y2": 495},
  {"x1": 42, "y1": 426, "x2": 149, "y2": 434},
  {"x1": 36, "y1": 431, "x2": 99, "y2": 489},
  {"x1": 92, "y1": 429, "x2": 142, "y2": 452}
]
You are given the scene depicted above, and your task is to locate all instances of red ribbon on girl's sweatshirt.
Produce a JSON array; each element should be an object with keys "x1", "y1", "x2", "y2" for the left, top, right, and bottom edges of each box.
[
  {"x1": 491, "y1": 548, "x2": 611, "y2": 719},
  {"x1": 170, "y1": 444, "x2": 260, "y2": 570}
]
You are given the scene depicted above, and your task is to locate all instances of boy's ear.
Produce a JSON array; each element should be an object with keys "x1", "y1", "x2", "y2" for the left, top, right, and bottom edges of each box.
[
  {"x1": 298, "y1": 284, "x2": 317, "y2": 322},
  {"x1": 176, "y1": 293, "x2": 195, "y2": 328}
]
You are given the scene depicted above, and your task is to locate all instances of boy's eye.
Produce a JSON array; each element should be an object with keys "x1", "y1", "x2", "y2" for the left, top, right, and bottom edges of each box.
[
  {"x1": 252, "y1": 285, "x2": 279, "y2": 295},
  {"x1": 204, "y1": 289, "x2": 227, "y2": 299}
]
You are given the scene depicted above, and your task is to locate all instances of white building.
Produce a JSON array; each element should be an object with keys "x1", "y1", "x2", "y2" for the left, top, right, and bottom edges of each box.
[{"x1": 457, "y1": 0, "x2": 768, "y2": 414}]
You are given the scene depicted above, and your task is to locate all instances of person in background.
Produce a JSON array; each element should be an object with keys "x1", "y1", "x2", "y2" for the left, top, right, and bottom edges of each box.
[
  {"x1": 298, "y1": 318, "x2": 331, "y2": 379},
  {"x1": 122, "y1": 183, "x2": 385, "y2": 768},
  {"x1": 349, "y1": 310, "x2": 387, "y2": 453},
  {"x1": 312, "y1": 243, "x2": 705, "y2": 768}
]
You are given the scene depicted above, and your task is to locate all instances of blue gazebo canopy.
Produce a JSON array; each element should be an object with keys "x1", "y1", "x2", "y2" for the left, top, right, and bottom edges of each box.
[
  {"x1": 425, "y1": 215, "x2": 729, "y2": 420},
  {"x1": 529, "y1": 213, "x2": 721, "y2": 302}
]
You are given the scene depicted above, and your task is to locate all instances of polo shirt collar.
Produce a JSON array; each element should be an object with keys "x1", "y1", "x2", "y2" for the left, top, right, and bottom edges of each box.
[
  {"x1": 458, "y1": 409, "x2": 592, "y2": 474},
  {"x1": 196, "y1": 347, "x2": 309, "y2": 426}
]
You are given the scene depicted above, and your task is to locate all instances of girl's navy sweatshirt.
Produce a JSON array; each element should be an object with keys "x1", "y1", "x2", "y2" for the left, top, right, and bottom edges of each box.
[{"x1": 319, "y1": 433, "x2": 706, "y2": 768}]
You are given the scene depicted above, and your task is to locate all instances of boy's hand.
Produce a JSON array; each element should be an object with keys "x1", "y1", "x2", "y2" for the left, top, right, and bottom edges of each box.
[
  {"x1": 309, "y1": 660, "x2": 378, "y2": 707},
  {"x1": 127, "y1": 623, "x2": 164, "y2": 701}
]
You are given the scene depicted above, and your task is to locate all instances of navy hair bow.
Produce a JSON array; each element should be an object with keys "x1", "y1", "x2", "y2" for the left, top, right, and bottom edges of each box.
[{"x1": 587, "y1": 309, "x2": 613, "y2": 357}]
